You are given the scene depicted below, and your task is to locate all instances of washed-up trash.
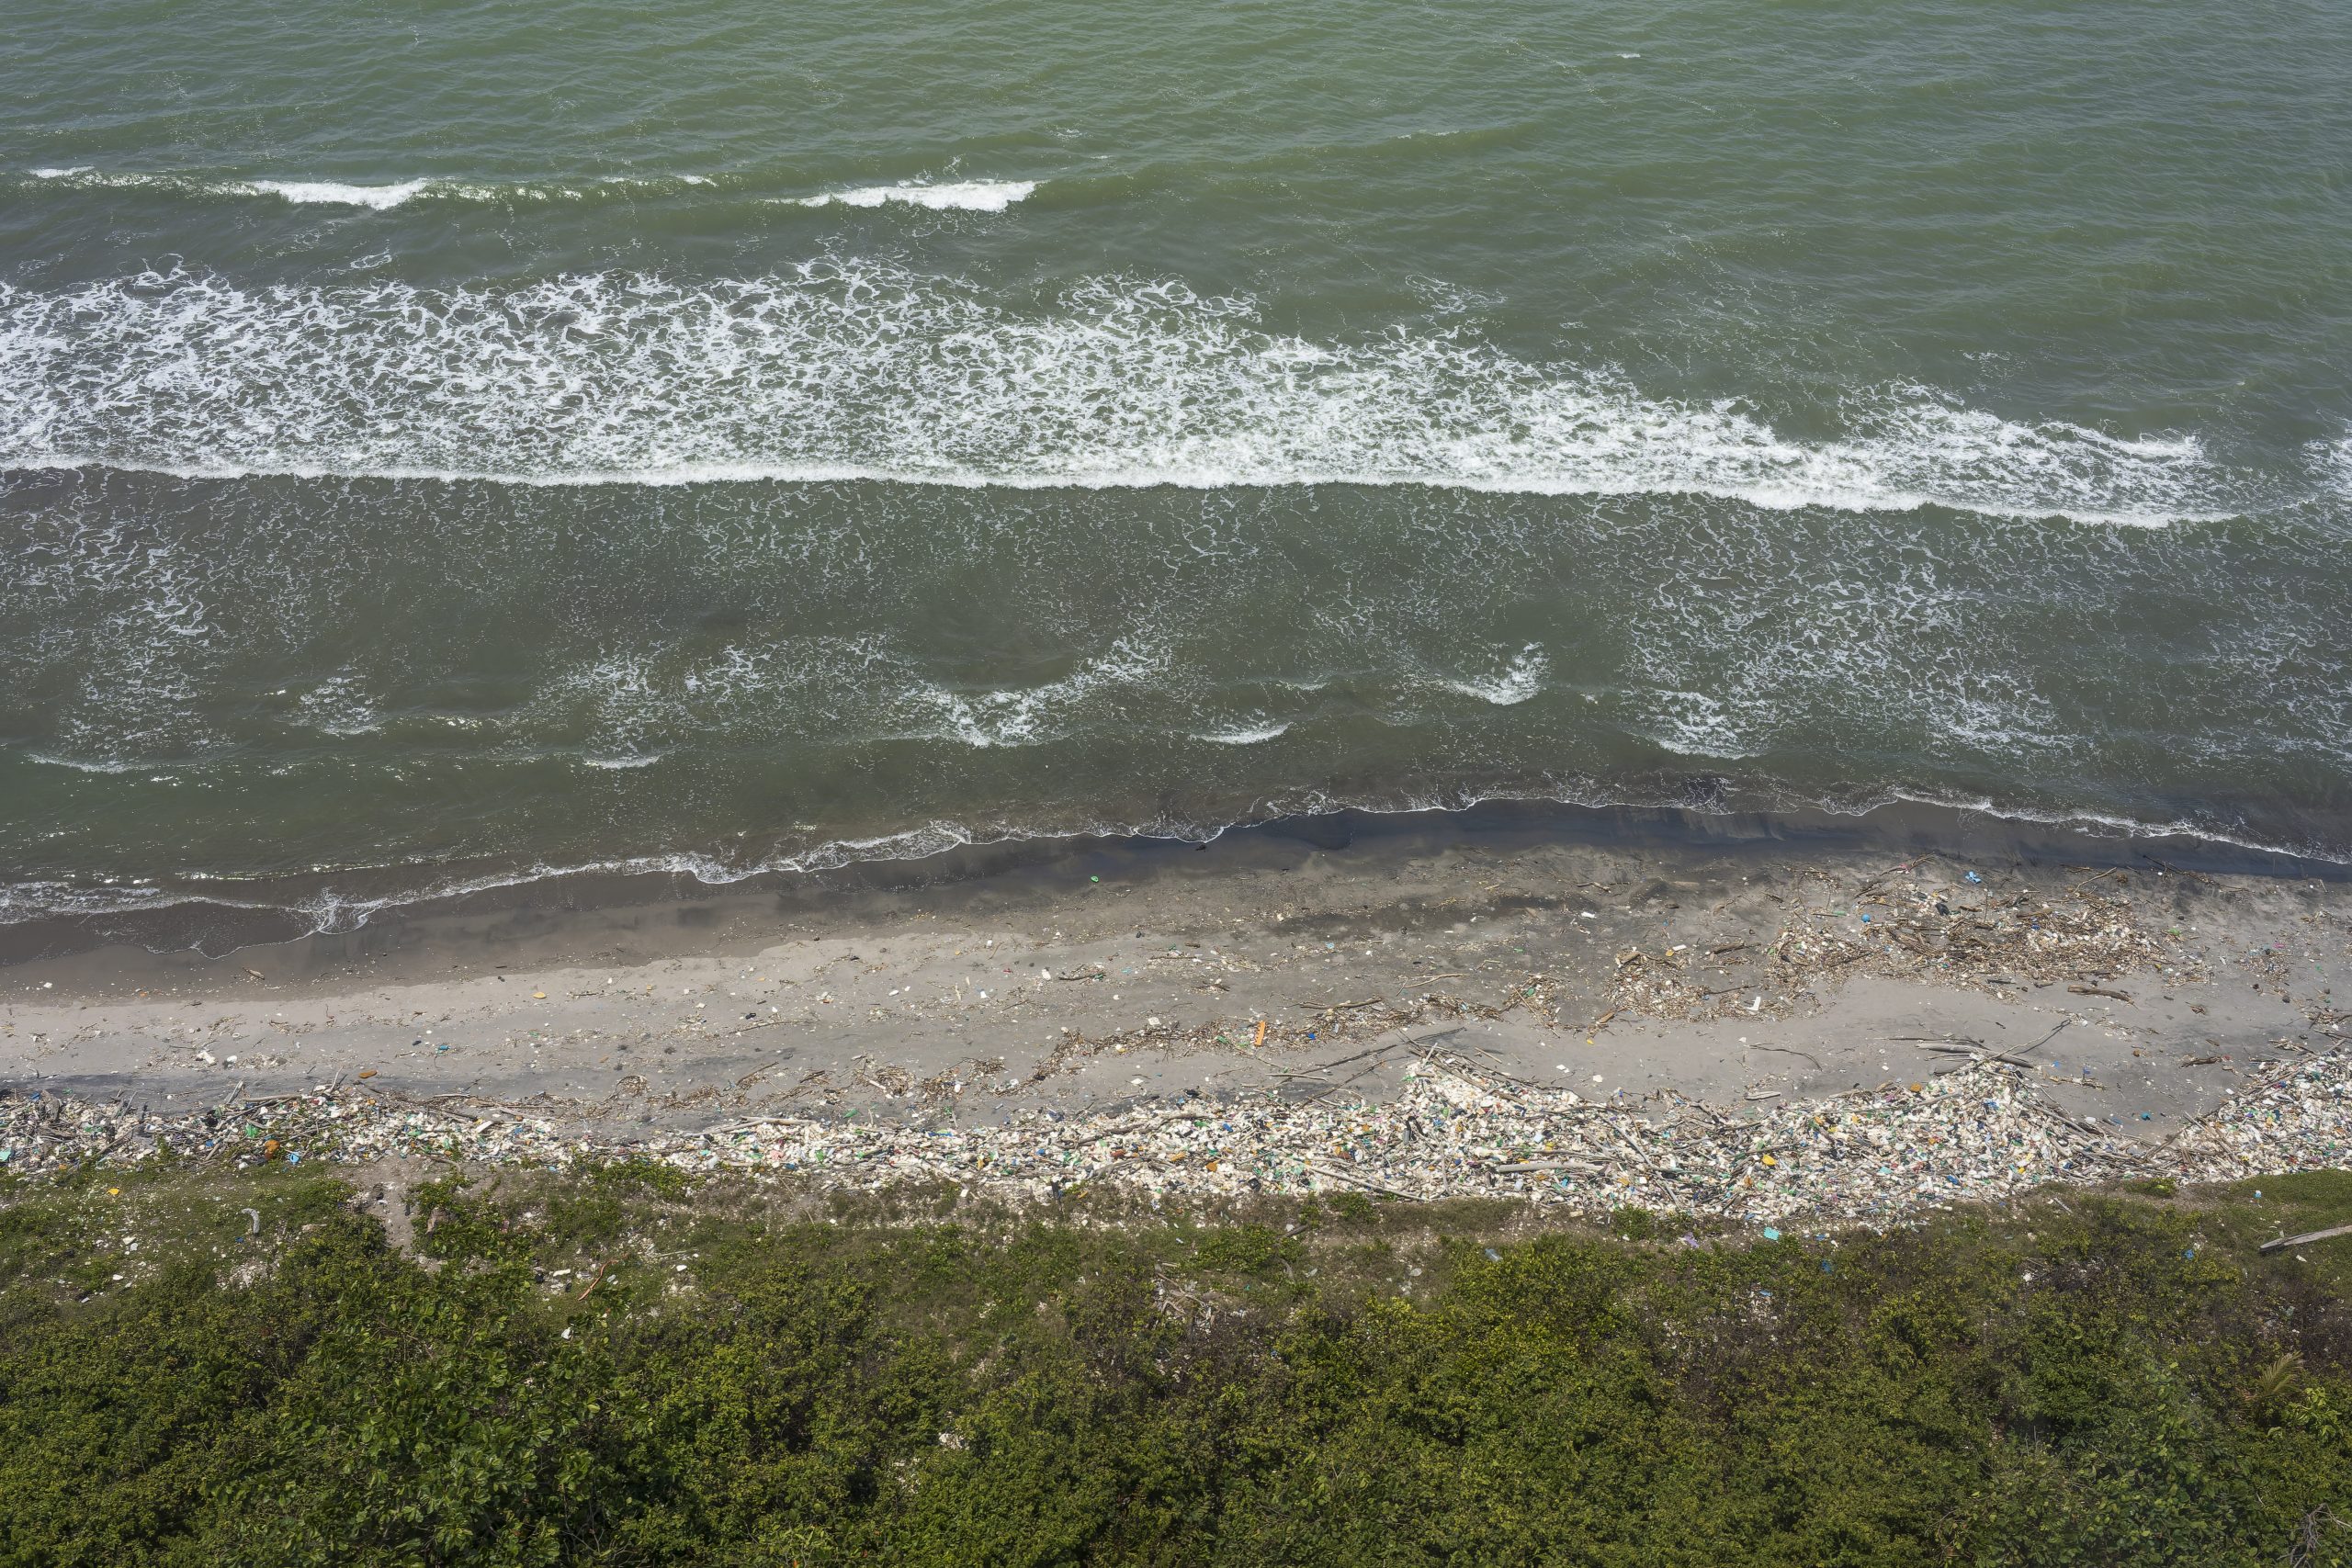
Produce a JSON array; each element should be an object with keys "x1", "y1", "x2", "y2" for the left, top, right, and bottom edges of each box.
[{"x1": 1, "y1": 1048, "x2": 2344, "y2": 1229}]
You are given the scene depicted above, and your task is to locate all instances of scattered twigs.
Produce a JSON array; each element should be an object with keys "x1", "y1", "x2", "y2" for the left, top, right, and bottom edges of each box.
[{"x1": 1915, "y1": 1044, "x2": 2041, "y2": 1069}]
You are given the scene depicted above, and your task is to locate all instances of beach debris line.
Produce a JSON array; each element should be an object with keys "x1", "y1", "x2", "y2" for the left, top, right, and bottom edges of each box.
[{"x1": 3, "y1": 1047, "x2": 2346, "y2": 1225}]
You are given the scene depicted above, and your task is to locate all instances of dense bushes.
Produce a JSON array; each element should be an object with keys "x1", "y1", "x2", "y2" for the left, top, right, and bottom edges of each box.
[{"x1": 1, "y1": 1168, "x2": 2347, "y2": 1565}]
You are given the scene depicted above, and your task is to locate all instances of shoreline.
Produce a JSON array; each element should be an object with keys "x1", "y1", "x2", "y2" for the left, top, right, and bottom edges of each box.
[
  {"x1": 3, "y1": 801, "x2": 2346, "y2": 1184},
  {"x1": 4, "y1": 795, "x2": 2345, "y2": 973}
]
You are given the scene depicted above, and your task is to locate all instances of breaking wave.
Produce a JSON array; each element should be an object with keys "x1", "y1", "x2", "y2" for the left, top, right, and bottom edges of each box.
[
  {"x1": 0, "y1": 263, "x2": 2275, "y2": 525},
  {"x1": 787, "y1": 179, "x2": 1036, "y2": 211},
  {"x1": 1442, "y1": 644, "x2": 1548, "y2": 705},
  {"x1": 22, "y1": 167, "x2": 711, "y2": 208},
  {"x1": 1193, "y1": 722, "x2": 1292, "y2": 745},
  {"x1": 24, "y1": 167, "x2": 1036, "y2": 212}
]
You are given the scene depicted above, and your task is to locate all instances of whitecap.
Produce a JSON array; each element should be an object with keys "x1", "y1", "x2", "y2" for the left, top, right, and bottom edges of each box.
[
  {"x1": 790, "y1": 179, "x2": 1035, "y2": 212},
  {"x1": 27, "y1": 168, "x2": 431, "y2": 207},
  {"x1": 1192, "y1": 722, "x2": 1292, "y2": 745},
  {"x1": 247, "y1": 178, "x2": 429, "y2": 209},
  {"x1": 19, "y1": 169, "x2": 716, "y2": 208}
]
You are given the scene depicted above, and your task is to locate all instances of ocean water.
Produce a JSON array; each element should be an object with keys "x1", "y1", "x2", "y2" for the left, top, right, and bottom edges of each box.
[{"x1": 2, "y1": 0, "x2": 2348, "y2": 931}]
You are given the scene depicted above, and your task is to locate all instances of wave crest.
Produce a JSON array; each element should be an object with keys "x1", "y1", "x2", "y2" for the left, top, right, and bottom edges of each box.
[
  {"x1": 0, "y1": 262, "x2": 2272, "y2": 524},
  {"x1": 788, "y1": 179, "x2": 1035, "y2": 211},
  {"x1": 23, "y1": 167, "x2": 706, "y2": 208}
]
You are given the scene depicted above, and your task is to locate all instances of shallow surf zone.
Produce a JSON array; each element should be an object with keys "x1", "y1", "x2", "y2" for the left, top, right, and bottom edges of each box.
[
  {"x1": 2, "y1": 454, "x2": 2348, "y2": 942},
  {"x1": 0, "y1": 263, "x2": 2278, "y2": 525}
]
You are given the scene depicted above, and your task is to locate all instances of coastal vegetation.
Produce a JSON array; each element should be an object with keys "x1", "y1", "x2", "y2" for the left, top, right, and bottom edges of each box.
[{"x1": 2, "y1": 1163, "x2": 2347, "y2": 1565}]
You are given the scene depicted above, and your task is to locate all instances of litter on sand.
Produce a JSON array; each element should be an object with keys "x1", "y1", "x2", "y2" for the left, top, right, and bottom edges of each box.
[{"x1": 4, "y1": 1046, "x2": 2345, "y2": 1227}]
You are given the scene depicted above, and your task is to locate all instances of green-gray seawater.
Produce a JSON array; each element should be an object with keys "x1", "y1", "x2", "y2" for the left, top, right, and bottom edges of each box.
[{"x1": 3, "y1": 0, "x2": 2348, "y2": 927}]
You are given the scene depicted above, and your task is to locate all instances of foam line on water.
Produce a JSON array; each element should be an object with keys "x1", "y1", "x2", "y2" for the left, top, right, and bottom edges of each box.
[{"x1": 0, "y1": 264, "x2": 2281, "y2": 525}]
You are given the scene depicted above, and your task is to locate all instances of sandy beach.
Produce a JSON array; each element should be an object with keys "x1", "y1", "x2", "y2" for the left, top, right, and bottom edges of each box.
[{"x1": 5, "y1": 806, "x2": 2344, "y2": 1156}]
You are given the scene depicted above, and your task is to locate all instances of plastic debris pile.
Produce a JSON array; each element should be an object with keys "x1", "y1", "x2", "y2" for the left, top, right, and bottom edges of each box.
[
  {"x1": 2166, "y1": 1055, "x2": 2352, "y2": 1177},
  {"x1": 4, "y1": 1050, "x2": 2345, "y2": 1224}
]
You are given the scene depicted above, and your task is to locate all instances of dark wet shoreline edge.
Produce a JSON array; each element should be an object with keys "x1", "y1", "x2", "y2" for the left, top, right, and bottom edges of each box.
[{"x1": 3, "y1": 793, "x2": 2343, "y2": 976}]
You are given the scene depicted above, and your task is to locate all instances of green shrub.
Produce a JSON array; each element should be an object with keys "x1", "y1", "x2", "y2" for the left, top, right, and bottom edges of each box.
[{"x1": 0, "y1": 1174, "x2": 2346, "y2": 1565}]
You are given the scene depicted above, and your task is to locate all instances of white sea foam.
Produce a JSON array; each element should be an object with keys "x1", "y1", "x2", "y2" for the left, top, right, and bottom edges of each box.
[
  {"x1": 1634, "y1": 688, "x2": 1753, "y2": 760},
  {"x1": 20, "y1": 168, "x2": 708, "y2": 208},
  {"x1": 295, "y1": 672, "x2": 382, "y2": 736},
  {"x1": 0, "y1": 263, "x2": 2274, "y2": 525},
  {"x1": 2310, "y1": 430, "x2": 2352, "y2": 497},
  {"x1": 790, "y1": 179, "x2": 1035, "y2": 211},
  {"x1": 924, "y1": 637, "x2": 1169, "y2": 748},
  {"x1": 506, "y1": 631, "x2": 1179, "y2": 757},
  {"x1": 28, "y1": 168, "x2": 435, "y2": 208},
  {"x1": 1193, "y1": 722, "x2": 1292, "y2": 745},
  {"x1": 247, "y1": 178, "x2": 430, "y2": 209},
  {"x1": 1442, "y1": 644, "x2": 1548, "y2": 705}
]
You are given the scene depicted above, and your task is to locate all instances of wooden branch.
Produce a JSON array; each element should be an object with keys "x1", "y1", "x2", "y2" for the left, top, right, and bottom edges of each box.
[{"x1": 2261, "y1": 1222, "x2": 2352, "y2": 1255}]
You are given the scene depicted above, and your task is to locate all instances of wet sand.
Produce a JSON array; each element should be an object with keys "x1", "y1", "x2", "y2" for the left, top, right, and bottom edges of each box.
[{"x1": 4, "y1": 805, "x2": 2346, "y2": 1144}]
